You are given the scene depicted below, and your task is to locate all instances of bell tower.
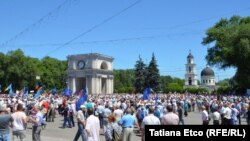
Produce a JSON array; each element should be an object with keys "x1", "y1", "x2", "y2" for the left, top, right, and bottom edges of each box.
[{"x1": 184, "y1": 50, "x2": 198, "y2": 87}]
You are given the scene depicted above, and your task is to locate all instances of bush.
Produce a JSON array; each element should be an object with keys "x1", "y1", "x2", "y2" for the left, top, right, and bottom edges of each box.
[
  {"x1": 164, "y1": 83, "x2": 184, "y2": 93},
  {"x1": 184, "y1": 87, "x2": 209, "y2": 94}
]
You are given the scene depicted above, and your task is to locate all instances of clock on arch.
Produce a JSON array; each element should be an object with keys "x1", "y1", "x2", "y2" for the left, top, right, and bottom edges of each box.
[{"x1": 77, "y1": 60, "x2": 85, "y2": 69}]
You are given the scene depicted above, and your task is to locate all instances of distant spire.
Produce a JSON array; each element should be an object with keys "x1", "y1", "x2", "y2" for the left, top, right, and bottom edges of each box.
[
  {"x1": 187, "y1": 50, "x2": 194, "y2": 59},
  {"x1": 189, "y1": 49, "x2": 191, "y2": 54}
]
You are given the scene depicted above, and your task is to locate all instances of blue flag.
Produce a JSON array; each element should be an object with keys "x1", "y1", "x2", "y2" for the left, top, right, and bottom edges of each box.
[
  {"x1": 76, "y1": 88, "x2": 87, "y2": 111},
  {"x1": 34, "y1": 86, "x2": 44, "y2": 99},
  {"x1": 22, "y1": 87, "x2": 28, "y2": 98},
  {"x1": 143, "y1": 87, "x2": 152, "y2": 100},
  {"x1": 51, "y1": 87, "x2": 57, "y2": 95},
  {"x1": 5, "y1": 83, "x2": 13, "y2": 96},
  {"x1": 154, "y1": 94, "x2": 158, "y2": 101},
  {"x1": 64, "y1": 88, "x2": 71, "y2": 97}
]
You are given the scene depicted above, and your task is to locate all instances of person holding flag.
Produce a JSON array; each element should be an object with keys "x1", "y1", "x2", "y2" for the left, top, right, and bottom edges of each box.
[{"x1": 76, "y1": 88, "x2": 87, "y2": 111}]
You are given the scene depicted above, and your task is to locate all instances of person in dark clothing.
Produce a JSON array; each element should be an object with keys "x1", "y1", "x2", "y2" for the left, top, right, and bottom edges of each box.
[
  {"x1": 62, "y1": 102, "x2": 72, "y2": 128},
  {"x1": 177, "y1": 104, "x2": 184, "y2": 125}
]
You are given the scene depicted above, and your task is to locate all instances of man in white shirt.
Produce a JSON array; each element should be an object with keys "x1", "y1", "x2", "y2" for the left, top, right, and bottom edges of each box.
[
  {"x1": 222, "y1": 103, "x2": 232, "y2": 125},
  {"x1": 11, "y1": 103, "x2": 27, "y2": 141},
  {"x1": 231, "y1": 104, "x2": 239, "y2": 125},
  {"x1": 161, "y1": 105, "x2": 179, "y2": 125},
  {"x1": 86, "y1": 108, "x2": 100, "y2": 141},
  {"x1": 201, "y1": 106, "x2": 209, "y2": 125},
  {"x1": 113, "y1": 105, "x2": 123, "y2": 122},
  {"x1": 141, "y1": 107, "x2": 160, "y2": 141},
  {"x1": 73, "y1": 105, "x2": 87, "y2": 141},
  {"x1": 211, "y1": 108, "x2": 221, "y2": 125}
]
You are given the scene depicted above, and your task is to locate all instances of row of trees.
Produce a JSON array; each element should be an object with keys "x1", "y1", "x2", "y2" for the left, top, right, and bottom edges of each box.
[
  {"x1": 134, "y1": 53, "x2": 160, "y2": 93},
  {"x1": 1, "y1": 49, "x2": 187, "y2": 94},
  {"x1": 0, "y1": 49, "x2": 67, "y2": 92},
  {"x1": 114, "y1": 67, "x2": 210, "y2": 94}
]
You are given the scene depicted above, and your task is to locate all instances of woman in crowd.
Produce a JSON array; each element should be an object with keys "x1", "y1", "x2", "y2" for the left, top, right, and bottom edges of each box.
[{"x1": 105, "y1": 115, "x2": 122, "y2": 141}]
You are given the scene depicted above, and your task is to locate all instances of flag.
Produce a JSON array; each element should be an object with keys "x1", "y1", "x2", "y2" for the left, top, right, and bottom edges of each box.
[
  {"x1": 34, "y1": 86, "x2": 44, "y2": 99},
  {"x1": 5, "y1": 83, "x2": 13, "y2": 96},
  {"x1": 64, "y1": 88, "x2": 71, "y2": 97},
  {"x1": 35, "y1": 82, "x2": 39, "y2": 90},
  {"x1": 51, "y1": 87, "x2": 57, "y2": 95},
  {"x1": 143, "y1": 87, "x2": 152, "y2": 100},
  {"x1": 4, "y1": 83, "x2": 12, "y2": 92},
  {"x1": 21, "y1": 87, "x2": 28, "y2": 98},
  {"x1": 76, "y1": 88, "x2": 87, "y2": 111},
  {"x1": 154, "y1": 94, "x2": 158, "y2": 103}
]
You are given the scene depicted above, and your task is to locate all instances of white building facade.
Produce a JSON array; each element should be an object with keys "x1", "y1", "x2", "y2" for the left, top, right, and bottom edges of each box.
[
  {"x1": 67, "y1": 53, "x2": 114, "y2": 95},
  {"x1": 200, "y1": 66, "x2": 216, "y2": 86},
  {"x1": 184, "y1": 52, "x2": 198, "y2": 87}
]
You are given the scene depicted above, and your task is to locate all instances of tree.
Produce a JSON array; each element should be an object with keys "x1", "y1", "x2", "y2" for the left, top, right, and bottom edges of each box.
[
  {"x1": 114, "y1": 69, "x2": 135, "y2": 93},
  {"x1": 217, "y1": 79, "x2": 230, "y2": 87},
  {"x1": 202, "y1": 16, "x2": 250, "y2": 90},
  {"x1": 165, "y1": 83, "x2": 183, "y2": 93},
  {"x1": 40, "y1": 56, "x2": 67, "y2": 90},
  {"x1": 5, "y1": 49, "x2": 38, "y2": 91},
  {"x1": 134, "y1": 56, "x2": 146, "y2": 93},
  {"x1": 160, "y1": 75, "x2": 173, "y2": 92},
  {"x1": 0, "y1": 49, "x2": 67, "y2": 92},
  {"x1": 145, "y1": 53, "x2": 161, "y2": 92}
]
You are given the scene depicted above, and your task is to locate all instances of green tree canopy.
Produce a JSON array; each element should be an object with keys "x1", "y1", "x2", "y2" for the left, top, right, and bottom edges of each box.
[
  {"x1": 134, "y1": 56, "x2": 146, "y2": 93},
  {"x1": 202, "y1": 16, "x2": 250, "y2": 90},
  {"x1": 0, "y1": 49, "x2": 67, "y2": 92},
  {"x1": 165, "y1": 82, "x2": 183, "y2": 93},
  {"x1": 114, "y1": 69, "x2": 135, "y2": 93},
  {"x1": 145, "y1": 53, "x2": 161, "y2": 92}
]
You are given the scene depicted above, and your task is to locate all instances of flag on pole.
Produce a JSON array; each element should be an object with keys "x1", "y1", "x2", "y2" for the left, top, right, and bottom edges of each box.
[
  {"x1": 34, "y1": 86, "x2": 44, "y2": 99},
  {"x1": 143, "y1": 87, "x2": 152, "y2": 100},
  {"x1": 4, "y1": 83, "x2": 12, "y2": 92},
  {"x1": 76, "y1": 88, "x2": 87, "y2": 111},
  {"x1": 5, "y1": 83, "x2": 13, "y2": 96},
  {"x1": 64, "y1": 88, "x2": 71, "y2": 97},
  {"x1": 22, "y1": 87, "x2": 28, "y2": 98},
  {"x1": 51, "y1": 87, "x2": 57, "y2": 95}
]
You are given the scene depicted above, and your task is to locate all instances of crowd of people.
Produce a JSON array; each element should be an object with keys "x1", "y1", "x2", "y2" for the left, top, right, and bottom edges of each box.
[{"x1": 0, "y1": 93, "x2": 250, "y2": 141}]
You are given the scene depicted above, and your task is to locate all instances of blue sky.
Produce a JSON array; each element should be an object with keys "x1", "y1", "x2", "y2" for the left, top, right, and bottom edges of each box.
[{"x1": 0, "y1": 0, "x2": 249, "y2": 81}]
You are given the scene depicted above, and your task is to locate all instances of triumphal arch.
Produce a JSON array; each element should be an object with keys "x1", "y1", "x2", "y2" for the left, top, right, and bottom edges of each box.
[{"x1": 67, "y1": 53, "x2": 114, "y2": 95}]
